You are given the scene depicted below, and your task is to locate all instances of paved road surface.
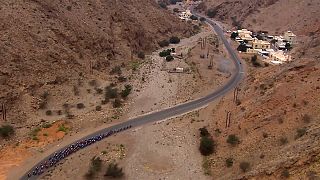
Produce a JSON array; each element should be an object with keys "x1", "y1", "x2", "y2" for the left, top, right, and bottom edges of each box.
[{"x1": 20, "y1": 10, "x2": 244, "y2": 180}]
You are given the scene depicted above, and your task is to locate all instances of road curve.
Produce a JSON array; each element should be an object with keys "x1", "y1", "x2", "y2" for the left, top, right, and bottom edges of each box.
[{"x1": 21, "y1": 10, "x2": 244, "y2": 180}]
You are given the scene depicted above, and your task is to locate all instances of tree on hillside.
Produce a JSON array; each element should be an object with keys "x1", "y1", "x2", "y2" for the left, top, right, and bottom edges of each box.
[{"x1": 207, "y1": 9, "x2": 217, "y2": 18}]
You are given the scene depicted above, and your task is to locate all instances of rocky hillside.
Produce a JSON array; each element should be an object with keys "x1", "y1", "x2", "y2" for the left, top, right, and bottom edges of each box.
[{"x1": 0, "y1": 0, "x2": 193, "y2": 128}]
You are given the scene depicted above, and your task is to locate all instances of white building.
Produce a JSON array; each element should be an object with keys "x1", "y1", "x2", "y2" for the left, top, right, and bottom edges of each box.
[{"x1": 179, "y1": 10, "x2": 192, "y2": 21}]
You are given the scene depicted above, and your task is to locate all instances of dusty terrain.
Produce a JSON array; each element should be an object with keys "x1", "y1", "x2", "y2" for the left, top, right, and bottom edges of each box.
[{"x1": 10, "y1": 24, "x2": 234, "y2": 179}]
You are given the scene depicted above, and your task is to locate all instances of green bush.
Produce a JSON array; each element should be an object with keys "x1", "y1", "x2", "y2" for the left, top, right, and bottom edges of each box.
[
  {"x1": 105, "y1": 162, "x2": 124, "y2": 178},
  {"x1": 199, "y1": 136, "x2": 215, "y2": 156},
  {"x1": 165, "y1": 55, "x2": 174, "y2": 62},
  {"x1": 227, "y1": 134, "x2": 240, "y2": 146},
  {"x1": 169, "y1": 36, "x2": 180, "y2": 44},
  {"x1": 159, "y1": 49, "x2": 171, "y2": 57},
  {"x1": 0, "y1": 125, "x2": 14, "y2": 138},
  {"x1": 239, "y1": 161, "x2": 250, "y2": 172}
]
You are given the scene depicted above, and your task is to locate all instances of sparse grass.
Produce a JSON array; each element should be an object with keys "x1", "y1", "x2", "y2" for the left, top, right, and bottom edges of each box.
[
  {"x1": 110, "y1": 66, "x2": 122, "y2": 75},
  {"x1": 30, "y1": 127, "x2": 41, "y2": 139},
  {"x1": 58, "y1": 124, "x2": 68, "y2": 133},
  {"x1": 239, "y1": 161, "x2": 250, "y2": 173},
  {"x1": 227, "y1": 134, "x2": 240, "y2": 146},
  {"x1": 89, "y1": 79, "x2": 98, "y2": 87},
  {"x1": 43, "y1": 133, "x2": 48, "y2": 136},
  {"x1": 202, "y1": 157, "x2": 212, "y2": 176}
]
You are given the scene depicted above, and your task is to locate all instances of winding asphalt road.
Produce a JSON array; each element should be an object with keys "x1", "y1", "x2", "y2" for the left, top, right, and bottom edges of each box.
[{"x1": 21, "y1": 10, "x2": 244, "y2": 180}]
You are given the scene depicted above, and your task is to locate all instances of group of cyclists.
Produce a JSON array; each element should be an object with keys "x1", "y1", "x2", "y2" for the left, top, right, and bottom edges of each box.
[{"x1": 27, "y1": 125, "x2": 133, "y2": 178}]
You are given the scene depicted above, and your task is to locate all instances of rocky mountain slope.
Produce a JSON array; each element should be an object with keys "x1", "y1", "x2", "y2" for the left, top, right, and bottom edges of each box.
[{"x1": 0, "y1": 0, "x2": 193, "y2": 129}]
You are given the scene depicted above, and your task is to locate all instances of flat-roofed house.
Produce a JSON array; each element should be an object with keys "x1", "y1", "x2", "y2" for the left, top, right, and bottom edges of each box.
[
  {"x1": 252, "y1": 38, "x2": 271, "y2": 49},
  {"x1": 284, "y1": 31, "x2": 297, "y2": 45}
]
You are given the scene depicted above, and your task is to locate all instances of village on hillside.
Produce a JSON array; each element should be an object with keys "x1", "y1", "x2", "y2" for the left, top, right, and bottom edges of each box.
[{"x1": 230, "y1": 29, "x2": 297, "y2": 65}]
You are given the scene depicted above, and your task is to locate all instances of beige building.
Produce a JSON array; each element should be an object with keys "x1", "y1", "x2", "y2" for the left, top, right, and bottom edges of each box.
[
  {"x1": 252, "y1": 38, "x2": 271, "y2": 49},
  {"x1": 269, "y1": 51, "x2": 291, "y2": 62},
  {"x1": 284, "y1": 31, "x2": 297, "y2": 44},
  {"x1": 237, "y1": 29, "x2": 252, "y2": 39}
]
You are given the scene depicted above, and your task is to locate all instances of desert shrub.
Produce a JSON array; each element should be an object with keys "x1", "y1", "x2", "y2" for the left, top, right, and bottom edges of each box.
[
  {"x1": 173, "y1": 8, "x2": 179, "y2": 13},
  {"x1": 159, "y1": 49, "x2": 171, "y2": 57},
  {"x1": 113, "y1": 98, "x2": 122, "y2": 108},
  {"x1": 262, "y1": 132, "x2": 268, "y2": 138},
  {"x1": 110, "y1": 66, "x2": 122, "y2": 75},
  {"x1": 118, "y1": 76, "x2": 127, "y2": 82},
  {"x1": 190, "y1": 15, "x2": 198, "y2": 20},
  {"x1": 280, "y1": 136, "x2": 288, "y2": 145},
  {"x1": 88, "y1": 80, "x2": 97, "y2": 87},
  {"x1": 227, "y1": 134, "x2": 240, "y2": 146},
  {"x1": 166, "y1": 55, "x2": 174, "y2": 62},
  {"x1": 199, "y1": 136, "x2": 215, "y2": 156},
  {"x1": 105, "y1": 86, "x2": 118, "y2": 99},
  {"x1": 96, "y1": 106, "x2": 102, "y2": 111},
  {"x1": 158, "y1": 40, "x2": 170, "y2": 47},
  {"x1": 137, "y1": 51, "x2": 145, "y2": 59},
  {"x1": 295, "y1": 128, "x2": 307, "y2": 139},
  {"x1": 158, "y1": 2, "x2": 167, "y2": 9},
  {"x1": 199, "y1": 127, "x2": 209, "y2": 137},
  {"x1": 226, "y1": 158, "x2": 234, "y2": 167},
  {"x1": 105, "y1": 163, "x2": 124, "y2": 178},
  {"x1": 302, "y1": 114, "x2": 311, "y2": 123},
  {"x1": 281, "y1": 169, "x2": 290, "y2": 178},
  {"x1": 200, "y1": 17, "x2": 206, "y2": 22},
  {"x1": 0, "y1": 125, "x2": 14, "y2": 138},
  {"x1": 207, "y1": 9, "x2": 217, "y2": 18},
  {"x1": 251, "y1": 55, "x2": 261, "y2": 67},
  {"x1": 66, "y1": 6, "x2": 72, "y2": 11},
  {"x1": 121, "y1": 85, "x2": 132, "y2": 98},
  {"x1": 46, "y1": 110, "x2": 53, "y2": 116},
  {"x1": 85, "y1": 157, "x2": 103, "y2": 179},
  {"x1": 73, "y1": 85, "x2": 80, "y2": 96},
  {"x1": 169, "y1": 36, "x2": 180, "y2": 44},
  {"x1": 239, "y1": 161, "x2": 250, "y2": 172},
  {"x1": 76, "y1": 103, "x2": 85, "y2": 109}
]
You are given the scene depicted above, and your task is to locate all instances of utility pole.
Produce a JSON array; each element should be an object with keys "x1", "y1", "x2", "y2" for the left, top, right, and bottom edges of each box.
[{"x1": 1, "y1": 103, "x2": 6, "y2": 121}]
